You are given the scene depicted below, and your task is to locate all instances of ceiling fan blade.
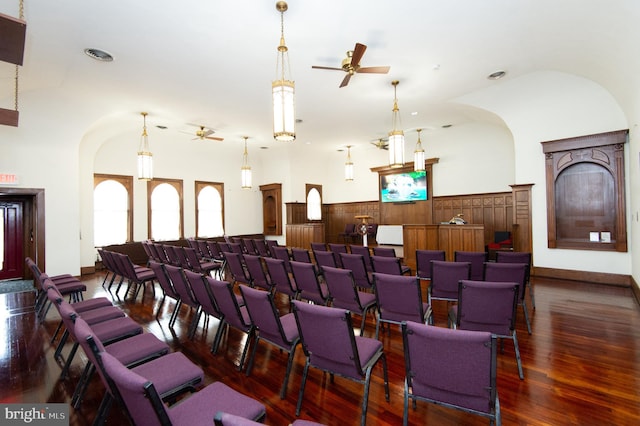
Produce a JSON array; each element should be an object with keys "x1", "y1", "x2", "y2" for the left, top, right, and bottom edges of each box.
[
  {"x1": 204, "y1": 136, "x2": 224, "y2": 141},
  {"x1": 351, "y1": 43, "x2": 367, "y2": 67},
  {"x1": 339, "y1": 74, "x2": 352, "y2": 88},
  {"x1": 357, "y1": 66, "x2": 390, "y2": 74},
  {"x1": 312, "y1": 65, "x2": 345, "y2": 71}
]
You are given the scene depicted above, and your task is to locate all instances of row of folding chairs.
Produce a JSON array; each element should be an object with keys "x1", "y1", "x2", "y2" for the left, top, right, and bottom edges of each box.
[
  {"x1": 40, "y1": 275, "x2": 267, "y2": 425},
  {"x1": 142, "y1": 240, "x2": 224, "y2": 279},
  {"x1": 98, "y1": 249, "x2": 156, "y2": 299}
]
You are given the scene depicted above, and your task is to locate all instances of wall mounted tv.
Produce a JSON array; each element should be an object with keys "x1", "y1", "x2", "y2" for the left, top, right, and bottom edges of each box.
[{"x1": 380, "y1": 170, "x2": 427, "y2": 203}]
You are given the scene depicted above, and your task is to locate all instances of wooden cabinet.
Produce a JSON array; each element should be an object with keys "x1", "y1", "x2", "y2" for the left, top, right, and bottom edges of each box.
[
  {"x1": 402, "y1": 224, "x2": 484, "y2": 271},
  {"x1": 286, "y1": 223, "x2": 325, "y2": 249}
]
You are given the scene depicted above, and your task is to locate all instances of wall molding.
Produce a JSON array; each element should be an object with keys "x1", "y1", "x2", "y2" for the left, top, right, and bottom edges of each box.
[{"x1": 534, "y1": 266, "x2": 631, "y2": 287}]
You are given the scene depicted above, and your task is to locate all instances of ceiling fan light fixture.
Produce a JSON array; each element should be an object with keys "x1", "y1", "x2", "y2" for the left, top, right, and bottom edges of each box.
[
  {"x1": 272, "y1": 1, "x2": 295, "y2": 141},
  {"x1": 388, "y1": 80, "x2": 405, "y2": 168},
  {"x1": 345, "y1": 145, "x2": 354, "y2": 181},
  {"x1": 414, "y1": 128, "x2": 425, "y2": 172},
  {"x1": 137, "y1": 112, "x2": 153, "y2": 180},
  {"x1": 241, "y1": 136, "x2": 252, "y2": 189}
]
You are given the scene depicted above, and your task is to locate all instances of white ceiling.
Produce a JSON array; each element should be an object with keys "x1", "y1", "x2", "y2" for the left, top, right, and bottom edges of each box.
[{"x1": 1, "y1": 0, "x2": 638, "y2": 153}]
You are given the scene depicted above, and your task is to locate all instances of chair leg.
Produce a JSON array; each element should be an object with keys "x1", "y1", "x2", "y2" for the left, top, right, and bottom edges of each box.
[
  {"x1": 528, "y1": 281, "x2": 536, "y2": 309},
  {"x1": 521, "y1": 301, "x2": 532, "y2": 334},
  {"x1": 280, "y1": 344, "x2": 298, "y2": 399},
  {"x1": 54, "y1": 330, "x2": 69, "y2": 360},
  {"x1": 512, "y1": 333, "x2": 524, "y2": 380},
  {"x1": 92, "y1": 393, "x2": 112, "y2": 426},
  {"x1": 72, "y1": 362, "x2": 95, "y2": 408},
  {"x1": 237, "y1": 329, "x2": 255, "y2": 372},
  {"x1": 60, "y1": 342, "x2": 79, "y2": 379},
  {"x1": 296, "y1": 361, "x2": 311, "y2": 416},
  {"x1": 403, "y1": 380, "x2": 410, "y2": 426}
]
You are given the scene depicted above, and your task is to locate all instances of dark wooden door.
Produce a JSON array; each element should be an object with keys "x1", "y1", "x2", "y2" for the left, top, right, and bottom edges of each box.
[{"x1": 0, "y1": 201, "x2": 24, "y2": 280}]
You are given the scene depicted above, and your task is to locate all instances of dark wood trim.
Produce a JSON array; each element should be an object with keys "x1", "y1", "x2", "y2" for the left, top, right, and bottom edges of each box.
[
  {"x1": 534, "y1": 266, "x2": 631, "y2": 287},
  {"x1": 94, "y1": 174, "x2": 134, "y2": 243},
  {"x1": 0, "y1": 12, "x2": 26, "y2": 65},
  {"x1": 194, "y1": 180, "x2": 225, "y2": 238},
  {"x1": 0, "y1": 108, "x2": 19, "y2": 127},
  {"x1": 146, "y1": 177, "x2": 184, "y2": 240},
  {"x1": 260, "y1": 183, "x2": 282, "y2": 235},
  {"x1": 631, "y1": 276, "x2": 640, "y2": 306}
]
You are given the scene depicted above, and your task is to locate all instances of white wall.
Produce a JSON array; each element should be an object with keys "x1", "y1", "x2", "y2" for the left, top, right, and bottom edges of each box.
[{"x1": 457, "y1": 71, "x2": 631, "y2": 275}]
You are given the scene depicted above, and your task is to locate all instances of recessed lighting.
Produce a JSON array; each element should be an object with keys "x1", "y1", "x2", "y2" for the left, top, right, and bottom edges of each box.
[
  {"x1": 84, "y1": 48, "x2": 113, "y2": 62},
  {"x1": 487, "y1": 70, "x2": 506, "y2": 80}
]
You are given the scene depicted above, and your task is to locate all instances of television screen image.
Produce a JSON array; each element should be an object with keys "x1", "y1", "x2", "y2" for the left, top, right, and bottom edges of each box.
[{"x1": 380, "y1": 170, "x2": 427, "y2": 203}]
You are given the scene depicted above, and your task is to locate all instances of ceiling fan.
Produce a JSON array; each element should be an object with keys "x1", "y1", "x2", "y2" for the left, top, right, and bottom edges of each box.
[
  {"x1": 312, "y1": 42, "x2": 390, "y2": 88},
  {"x1": 183, "y1": 125, "x2": 224, "y2": 141},
  {"x1": 370, "y1": 138, "x2": 389, "y2": 150}
]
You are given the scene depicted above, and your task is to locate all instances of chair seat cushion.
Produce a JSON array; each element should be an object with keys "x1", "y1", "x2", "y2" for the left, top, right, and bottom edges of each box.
[
  {"x1": 132, "y1": 352, "x2": 204, "y2": 397},
  {"x1": 90, "y1": 317, "x2": 142, "y2": 344},
  {"x1": 105, "y1": 333, "x2": 169, "y2": 367},
  {"x1": 168, "y1": 381, "x2": 265, "y2": 424},
  {"x1": 70, "y1": 297, "x2": 113, "y2": 312}
]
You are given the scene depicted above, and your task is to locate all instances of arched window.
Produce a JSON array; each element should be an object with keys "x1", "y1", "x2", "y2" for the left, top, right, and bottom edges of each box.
[
  {"x1": 196, "y1": 181, "x2": 224, "y2": 237},
  {"x1": 306, "y1": 184, "x2": 322, "y2": 221},
  {"x1": 148, "y1": 179, "x2": 183, "y2": 241},
  {"x1": 93, "y1": 174, "x2": 133, "y2": 246}
]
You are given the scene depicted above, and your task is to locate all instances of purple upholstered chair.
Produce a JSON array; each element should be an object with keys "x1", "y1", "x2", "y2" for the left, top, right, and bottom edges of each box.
[
  {"x1": 483, "y1": 262, "x2": 531, "y2": 334},
  {"x1": 100, "y1": 351, "x2": 266, "y2": 425},
  {"x1": 454, "y1": 250, "x2": 488, "y2": 281},
  {"x1": 243, "y1": 254, "x2": 273, "y2": 291},
  {"x1": 415, "y1": 249, "x2": 445, "y2": 281},
  {"x1": 148, "y1": 261, "x2": 180, "y2": 324},
  {"x1": 271, "y1": 245, "x2": 293, "y2": 273},
  {"x1": 349, "y1": 245, "x2": 374, "y2": 273},
  {"x1": 372, "y1": 247, "x2": 411, "y2": 274},
  {"x1": 327, "y1": 243, "x2": 348, "y2": 268},
  {"x1": 263, "y1": 257, "x2": 299, "y2": 303},
  {"x1": 321, "y1": 266, "x2": 377, "y2": 336},
  {"x1": 371, "y1": 255, "x2": 404, "y2": 275},
  {"x1": 496, "y1": 251, "x2": 534, "y2": 308},
  {"x1": 240, "y1": 285, "x2": 300, "y2": 398},
  {"x1": 290, "y1": 260, "x2": 330, "y2": 305},
  {"x1": 291, "y1": 247, "x2": 313, "y2": 263},
  {"x1": 401, "y1": 321, "x2": 500, "y2": 425},
  {"x1": 253, "y1": 239, "x2": 271, "y2": 257},
  {"x1": 183, "y1": 269, "x2": 224, "y2": 340},
  {"x1": 184, "y1": 246, "x2": 223, "y2": 278},
  {"x1": 339, "y1": 253, "x2": 374, "y2": 291},
  {"x1": 223, "y1": 251, "x2": 251, "y2": 287},
  {"x1": 428, "y1": 260, "x2": 471, "y2": 305},
  {"x1": 310, "y1": 242, "x2": 327, "y2": 252},
  {"x1": 164, "y1": 264, "x2": 200, "y2": 332},
  {"x1": 450, "y1": 279, "x2": 523, "y2": 379},
  {"x1": 214, "y1": 412, "x2": 326, "y2": 426},
  {"x1": 292, "y1": 300, "x2": 389, "y2": 426},
  {"x1": 372, "y1": 272, "x2": 432, "y2": 339},
  {"x1": 207, "y1": 277, "x2": 255, "y2": 371},
  {"x1": 313, "y1": 249, "x2": 339, "y2": 270}
]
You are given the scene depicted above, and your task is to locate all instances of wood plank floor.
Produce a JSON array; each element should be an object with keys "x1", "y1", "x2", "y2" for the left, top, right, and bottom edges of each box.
[{"x1": 1, "y1": 272, "x2": 639, "y2": 425}]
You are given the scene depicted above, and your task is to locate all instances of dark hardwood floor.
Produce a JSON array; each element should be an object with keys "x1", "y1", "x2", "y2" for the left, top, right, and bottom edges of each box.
[{"x1": 2, "y1": 271, "x2": 640, "y2": 425}]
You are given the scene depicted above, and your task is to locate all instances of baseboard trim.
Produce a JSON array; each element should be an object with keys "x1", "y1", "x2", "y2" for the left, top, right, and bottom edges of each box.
[
  {"x1": 534, "y1": 266, "x2": 631, "y2": 287},
  {"x1": 80, "y1": 266, "x2": 96, "y2": 276}
]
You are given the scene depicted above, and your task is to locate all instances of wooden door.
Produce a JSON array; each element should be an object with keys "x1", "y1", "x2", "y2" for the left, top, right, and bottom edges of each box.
[{"x1": 0, "y1": 200, "x2": 24, "y2": 280}]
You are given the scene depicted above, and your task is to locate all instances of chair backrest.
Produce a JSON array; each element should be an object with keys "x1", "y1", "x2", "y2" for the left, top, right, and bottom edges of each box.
[
  {"x1": 263, "y1": 257, "x2": 298, "y2": 299},
  {"x1": 495, "y1": 251, "x2": 532, "y2": 281},
  {"x1": 100, "y1": 351, "x2": 168, "y2": 426},
  {"x1": 291, "y1": 248, "x2": 312, "y2": 263},
  {"x1": 196, "y1": 239, "x2": 212, "y2": 259},
  {"x1": 184, "y1": 268, "x2": 219, "y2": 318},
  {"x1": 207, "y1": 277, "x2": 252, "y2": 331},
  {"x1": 241, "y1": 239, "x2": 258, "y2": 255},
  {"x1": 265, "y1": 240, "x2": 279, "y2": 252},
  {"x1": 366, "y1": 223, "x2": 378, "y2": 239},
  {"x1": 349, "y1": 245, "x2": 373, "y2": 272},
  {"x1": 454, "y1": 251, "x2": 488, "y2": 280},
  {"x1": 224, "y1": 252, "x2": 250, "y2": 285},
  {"x1": 339, "y1": 253, "x2": 373, "y2": 290},
  {"x1": 184, "y1": 247, "x2": 204, "y2": 272},
  {"x1": 290, "y1": 261, "x2": 327, "y2": 305},
  {"x1": 227, "y1": 242, "x2": 244, "y2": 255},
  {"x1": 164, "y1": 264, "x2": 198, "y2": 308},
  {"x1": 341, "y1": 223, "x2": 356, "y2": 234},
  {"x1": 292, "y1": 300, "x2": 364, "y2": 380},
  {"x1": 310, "y1": 242, "x2": 327, "y2": 252},
  {"x1": 73, "y1": 316, "x2": 114, "y2": 398},
  {"x1": 402, "y1": 321, "x2": 498, "y2": 420},
  {"x1": 163, "y1": 245, "x2": 182, "y2": 266},
  {"x1": 327, "y1": 243, "x2": 348, "y2": 254},
  {"x1": 429, "y1": 260, "x2": 470, "y2": 302},
  {"x1": 313, "y1": 250, "x2": 338, "y2": 270},
  {"x1": 207, "y1": 241, "x2": 226, "y2": 262},
  {"x1": 271, "y1": 246, "x2": 292, "y2": 272},
  {"x1": 214, "y1": 412, "x2": 264, "y2": 426},
  {"x1": 456, "y1": 279, "x2": 518, "y2": 336},
  {"x1": 148, "y1": 260, "x2": 178, "y2": 299},
  {"x1": 372, "y1": 247, "x2": 396, "y2": 257},
  {"x1": 253, "y1": 239, "x2": 271, "y2": 257},
  {"x1": 415, "y1": 250, "x2": 446, "y2": 280},
  {"x1": 483, "y1": 262, "x2": 527, "y2": 300},
  {"x1": 321, "y1": 266, "x2": 363, "y2": 312},
  {"x1": 243, "y1": 254, "x2": 272, "y2": 291},
  {"x1": 373, "y1": 273, "x2": 427, "y2": 324},
  {"x1": 371, "y1": 255, "x2": 403, "y2": 275},
  {"x1": 239, "y1": 285, "x2": 296, "y2": 348}
]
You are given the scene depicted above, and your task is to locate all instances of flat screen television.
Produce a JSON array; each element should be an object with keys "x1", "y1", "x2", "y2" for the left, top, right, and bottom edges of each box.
[{"x1": 380, "y1": 170, "x2": 427, "y2": 203}]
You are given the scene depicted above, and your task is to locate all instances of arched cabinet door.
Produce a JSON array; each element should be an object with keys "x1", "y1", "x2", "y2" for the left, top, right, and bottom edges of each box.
[{"x1": 541, "y1": 129, "x2": 627, "y2": 252}]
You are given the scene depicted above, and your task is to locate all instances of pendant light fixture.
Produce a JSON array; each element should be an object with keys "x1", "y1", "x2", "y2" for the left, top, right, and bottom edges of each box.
[
  {"x1": 241, "y1": 136, "x2": 252, "y2": 189},
  {"x1": 413, "y1": 128, "x2": 425, "y2": 171},
  {"x1": 387, "y1": 80, "x2": 405, "y2": 168},
  {"x1": 272, "y1": 1, "x2": 295, "y2": 141},
  {"x1": 344, "y1": 145, "x2": 354, "y2": 181},
  {"x1": 137, "y1": 112, "x2": 153, "y2": 180}
]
